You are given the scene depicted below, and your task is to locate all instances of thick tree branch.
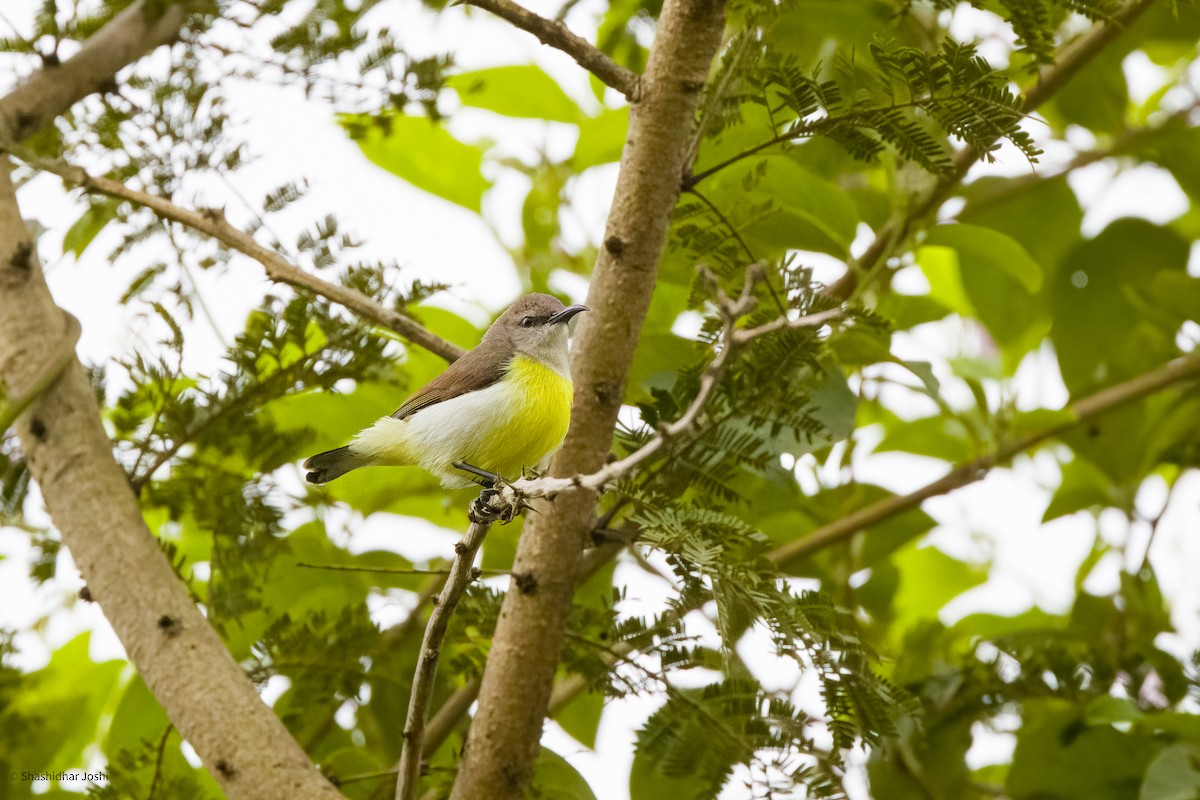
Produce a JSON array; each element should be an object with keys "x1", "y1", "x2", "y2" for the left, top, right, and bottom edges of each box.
[
  {"x1": 0, "y1": 158, "x2": 342, "y2": 800},
  {"x1": 461, "y1": 0, "x2": 640, "y2": 99},
  {"x1": 0, "y1": 312, "x2": 79, "y2": 433},
  {"x1": 4, "y1": 145, "x2": 465, "y2": 362},
  {"x1": 396, "y1": 493, "x2": 509, "y2": 800},
  {"x1": 826, "y1": 0, "x2": 1161, "y2": 300},
  {"x1": 449, "y1": 1, "x2": 727, "y2": 796},
  {"x1": 768, "y1": 349, "x2": 1200, "y2": 567},
  {"x1": 0, "y1": 6, "x2": 344, "y2": 797},
  {"x1": 0, "y1": 0, "x2": 185, "y2": 141}
]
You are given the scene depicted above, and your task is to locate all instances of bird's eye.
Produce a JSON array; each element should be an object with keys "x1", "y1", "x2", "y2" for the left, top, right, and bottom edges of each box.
[{"x1": 520, "y1": 315, "x2": 535, "y2": 327}]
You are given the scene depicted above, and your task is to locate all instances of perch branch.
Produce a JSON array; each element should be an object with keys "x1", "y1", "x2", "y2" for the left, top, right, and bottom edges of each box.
[{"x1": 505, "y1": 301, "x2": 843, "y2": 502}]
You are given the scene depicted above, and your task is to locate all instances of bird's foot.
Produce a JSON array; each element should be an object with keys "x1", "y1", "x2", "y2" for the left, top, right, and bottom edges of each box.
[{"x1": 469, "y1": 486, "x2": 519, "y2": 525}]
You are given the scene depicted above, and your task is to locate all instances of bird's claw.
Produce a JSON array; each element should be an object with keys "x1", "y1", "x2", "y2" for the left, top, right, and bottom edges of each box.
[{"x1": 469, "y1": 486, "x2": 518, "y2": 525}]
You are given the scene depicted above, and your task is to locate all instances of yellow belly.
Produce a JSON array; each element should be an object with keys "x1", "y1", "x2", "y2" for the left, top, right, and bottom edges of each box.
[{"x1": 452, "y1": 355, "x2": 573, "y2": 479}]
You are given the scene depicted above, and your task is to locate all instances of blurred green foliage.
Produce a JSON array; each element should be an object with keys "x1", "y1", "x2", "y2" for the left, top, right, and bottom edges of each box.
[{"x1": 2, "y1": 0, "x2": 1200, "y2": 799}]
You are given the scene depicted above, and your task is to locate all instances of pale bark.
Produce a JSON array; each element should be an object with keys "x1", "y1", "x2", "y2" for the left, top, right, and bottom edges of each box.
[
  {"x1": 0, "y1": 162, "x2": 342, "y2": 800},
  {"x1": 0, "y1": 5, "x2": 342, "y2": 798},
  {"x1": 0, "y1": 1, "x2": 185, "y2": 141},
  {"x1": 449, "y1": 1, "x2": 727, "y2": 796}
]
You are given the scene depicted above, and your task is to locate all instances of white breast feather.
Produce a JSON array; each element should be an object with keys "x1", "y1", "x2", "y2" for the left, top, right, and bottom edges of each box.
[{"x1": 349, "y1": 380, "x2": 523, "y2": 488}]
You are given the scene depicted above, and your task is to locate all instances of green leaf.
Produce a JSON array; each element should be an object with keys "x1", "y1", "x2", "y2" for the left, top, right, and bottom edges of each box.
[
  {"x1": 1008, "y1": 700, "x2": 1158, "y2": 800},
  {"x1": 1138, "y1": 121, "x2": 1200, "y2": 203},
  {"x1": 1045, "y1": 45, "x2": 1127, "y2": 135},
  {"x1": 1140, "y1": 744, "x2": 1200, "y2": 800},
  {"x1": 925, "y1": 224, "x2": 1042, "y2": 294},
  {"x1": 959, "y1": 175, "x2": 1083, "y2": 278},
  {"x1": 62, "y1": 200, "x2": 117, "y2": 258},
  {"x1": 573, "y1": 106, "x2": 629, "y2": 170},
  {"x1": 711, "y1": 156, "x2": 861, "y2": 257},
  {"x1": 890, "y1": 543, "x2": 985, "y2": 632},
  {"x1": 448, "y1": 65, "x2": 582, "y2": 123},
  {"x1": 1043, "y1": 455, "x2": 1117, "y2": 522},
  {"x1": 341, "y1": 113, "x2": 490, "y2": 211},
  {"x1": 875, "y1": 414, "x2": 971, "y2": 463},
  {"x1": 554, "y1": 689, "x2": 604, "y2": 750},
  {"x1": 923, "y1": 223, "x2": 1046, "y2": 362},
  {"x1": 531, "y1": 747, "x2": 598, "y2": 800},
  {"x1": 1050, "y1": 219, "x2": 1189, "y2": 394}
]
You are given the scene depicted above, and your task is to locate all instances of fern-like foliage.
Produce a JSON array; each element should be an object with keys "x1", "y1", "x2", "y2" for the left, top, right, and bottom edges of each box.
[{"x1": 744, "y1": 38, "x2": 1041, "y2": 172}]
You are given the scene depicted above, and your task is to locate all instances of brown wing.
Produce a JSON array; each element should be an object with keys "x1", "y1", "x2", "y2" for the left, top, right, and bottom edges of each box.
[{"x1": 391, "y1": 338, "x2": 510, "y2": 420}]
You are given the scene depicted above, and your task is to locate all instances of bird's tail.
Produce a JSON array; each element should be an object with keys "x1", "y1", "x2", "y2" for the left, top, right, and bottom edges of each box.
[{"x1": 303, "y1": 446, "x2": 367, "y2": 484}]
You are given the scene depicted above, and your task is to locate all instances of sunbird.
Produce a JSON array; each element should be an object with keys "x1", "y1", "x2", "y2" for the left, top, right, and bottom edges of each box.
[{"x1": 303, "y1": 294, "x2": 587, "y2": 488}]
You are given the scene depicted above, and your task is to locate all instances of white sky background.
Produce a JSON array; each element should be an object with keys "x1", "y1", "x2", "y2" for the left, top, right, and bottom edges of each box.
[{"x1": 2, "y1": 0, "x2": 1200, "y2": 798}]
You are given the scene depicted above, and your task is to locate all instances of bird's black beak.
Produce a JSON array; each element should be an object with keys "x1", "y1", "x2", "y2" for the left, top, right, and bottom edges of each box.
[{"x1": 549, "y1": 304, "x2": 588, "y2": 325}]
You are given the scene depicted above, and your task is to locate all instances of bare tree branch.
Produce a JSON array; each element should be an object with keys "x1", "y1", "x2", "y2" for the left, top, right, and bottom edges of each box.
[
  {"x1": 462, "y1": 0, "x2": 640, "y2": 99},
  {"x1": 449, "y1": 1, "x2": 728, "y2": 796},
  {"x1": 396, "y1": 492, "x2": 511, "y2": 800},
  {"x1": 3, "y1": 144, "x2": 466, "y2": 363},
  {"x1": 0, "y1": 0, "x2": 185, "y2": 141},
  {"x1": 768, "y1": 349, "x2": 1200, "y2": 566}
]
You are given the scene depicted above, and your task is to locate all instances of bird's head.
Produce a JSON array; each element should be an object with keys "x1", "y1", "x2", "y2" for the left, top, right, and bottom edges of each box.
[{"x1": 488, "y1": 293, "x2": 587, "y2": 372}]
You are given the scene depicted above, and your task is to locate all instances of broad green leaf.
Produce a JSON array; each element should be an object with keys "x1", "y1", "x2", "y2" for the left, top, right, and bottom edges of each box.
[
  {"x1": 923, "y1": 223, "x2": 1046, "y2": 362},
  {"x1": 874, "y1": 291, "x2": 952, "y2": 331},
  {"x1": 554, "y1": 689, "x2": 604, "y2": 750},
  {"x1": 1051, "y1": 219, "x2": 1189, "y2": 394},
  {"x1": 105, "y1": 678, "x2": 223, "y2": 799},
  {"x1": 890, "y1": 543, "x2": 985, "y2": 632},
  {"x1": 5, "y1": 634, "x2": 123, "y2": 772},
  {"x1": 710, "y1": 156, "x2": 861, "y2": 257},
  {"x1": 875, "y1": 414, "x2": 971, "y2": 463},
  {"x1": 448, "y1": 65, "x2": 581, "y2": 123},
  {"x1": 925, "y1": 224, "x2": 1042, "y2": 294},
  {"x1": 1139, "y1": 122, "x2": 1200, "y2": 203},
  {"x1": 767, "y1": 0, "x2": 911, "y2": 68},
  {"x1": 532, "y1": 747, "x2": 598, "y2": 800},
  {"x1": 959, "y1": 176, "x2": 1084, "y2": 278},
  {"x1": 1140, "y1": 744, "x2": 1200, "y2": 800},
  {"x1": 916, "y1": 245, "x2": 972, "y2": 317},
  {"x1": 1044, "y1": 45, "x2": 1127, "y2": 134},
  {"x1": 341, "y1": 113, "x2": 490, "y2": 212},
  {"x1": 768, "y1": 483, "x2": 937, "y2": 573},
  {"x1": 1008, "y1": 700, "x2": 1158, "y2": 800},
  {"x1": 62, "y1": 200, "x2": 117, "y2": 258},
  {"x1": 1043, "y1": 455, "x2": 1117, "y2": 522},
  {"x1": 573, "y1": 106, "x2": 629, "y2": 170}
]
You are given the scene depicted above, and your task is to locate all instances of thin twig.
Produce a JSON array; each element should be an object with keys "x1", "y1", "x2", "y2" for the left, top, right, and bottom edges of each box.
[
  {"x1": 408, "y1": 539, "x2": 626, "y2": 766},
  {"x1": 768, "y1": 349, "x2": 1200, "y2": 566},
  {"x1": 461, "y1": 0, "x2": 640, "y2": 99},
  {"x1": 1, "y1": 142, "x2": 465, "y2": 363},
  {"x1": 147, "y1": 724, "x2": 174, "y2": 800},
  {"x1": 395, "y1": 491, "x2": 512, "y2": 800},
  {"x1": 295, "y1": 561, "x2": 511, "y2": 577}
]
